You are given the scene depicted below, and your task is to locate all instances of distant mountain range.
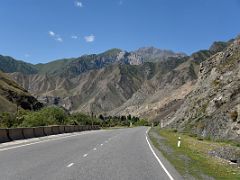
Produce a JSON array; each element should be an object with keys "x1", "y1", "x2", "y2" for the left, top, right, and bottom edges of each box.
[
  {"x1": 1, "y1": 40, "x2": 239, "y2": 142},
  {"x1": 1, "y1": 47, "x2": 188, "y2": 114}
]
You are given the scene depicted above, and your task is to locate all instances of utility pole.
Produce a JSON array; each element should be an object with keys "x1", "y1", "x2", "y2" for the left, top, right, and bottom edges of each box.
[{"x1": 91, "y1": 111, "x2": 94, "y2": 128}]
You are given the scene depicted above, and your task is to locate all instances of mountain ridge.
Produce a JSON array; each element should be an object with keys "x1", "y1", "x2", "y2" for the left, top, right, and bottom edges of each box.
[{"x1": 1, "y1": 38, "x2": 238, "y2": 142}]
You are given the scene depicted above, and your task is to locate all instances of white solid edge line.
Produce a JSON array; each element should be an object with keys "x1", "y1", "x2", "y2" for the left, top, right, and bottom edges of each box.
[
  {"x1": 146, "y1": 127, "x2": 175, "y2": 180},
  {"x1": 67, "y1": 163, "x2": 74, "y2": 167},
  {"x1": 0, "y1": 130, "x2": 102, "y2": 152}
]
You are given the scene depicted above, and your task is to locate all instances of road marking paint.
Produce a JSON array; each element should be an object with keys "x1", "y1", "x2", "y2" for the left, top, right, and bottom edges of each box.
[
  {"x1": 83, "y1": 154, "x2": 88, "y2": 157},
  {"x1": 100, "y1": 144, "x2": 103, "y2": 146},
  {"x1": 93, "y1": 148, "x2": 97, "y2": 151},
  {"x1": 146, "y1": 127, "x2": 175, "y2": 180},
  {"x1": 0, "y1": 130, "x2": 104, "y2": 152},
  {"x1": 67, "y1": 163, "x2": 74, "y2": 167}
]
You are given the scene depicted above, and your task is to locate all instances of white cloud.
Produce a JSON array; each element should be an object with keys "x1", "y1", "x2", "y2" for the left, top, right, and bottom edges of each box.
[
  {"x1": 56, "y1": 37, "x2": 63, "y2": 42},
  {"x1": 71, "y1": 35, "x2": 78, "y2": 39},
  {"x1": 49, "y1": 31, "x2": 55, "y2": 37},
  {"x1": 48, "y1": 30, "x2": 63, "y2": 42},
  {"x1": 75, "y1": 1, "x2": 83, "y2": 7},
  {"x1": 84, "y1": 34, "x2": 95, "y2": 42}
]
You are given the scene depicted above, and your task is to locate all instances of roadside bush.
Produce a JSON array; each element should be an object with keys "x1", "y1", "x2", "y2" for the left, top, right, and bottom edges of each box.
[
  {"x1": 68, "y1": 113, "x2": 101, "y2": 125},
  {"x1": 134, "y1": 119, "x2": 148, "y2": 126},
  {"x1": 20, "y1": 107, "x2": 67, "y2": 127},
  {"x1": 0, "y1": 112, "x2": 16, "y2": 128}
]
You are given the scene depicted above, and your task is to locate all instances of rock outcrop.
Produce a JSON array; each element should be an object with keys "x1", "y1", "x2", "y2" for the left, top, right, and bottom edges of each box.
[
  {"x1": 166, "y1": 37, "x2": 240, "y2": 142},
  {"x1": 0, "y1": 71, "x2": 43, "y2": 113}
]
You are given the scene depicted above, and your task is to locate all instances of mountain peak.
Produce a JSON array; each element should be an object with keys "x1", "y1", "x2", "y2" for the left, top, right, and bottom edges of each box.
[
  {"x1": 133, "y1": 46, "x2": 187, "y2": 62},
  {"x1": 100, "y1": 48, "x2": 123, "y2": 57}
]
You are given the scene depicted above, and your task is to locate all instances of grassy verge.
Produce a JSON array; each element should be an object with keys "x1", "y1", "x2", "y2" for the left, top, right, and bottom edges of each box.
[{"x1": 149, "y1": 127, "x2": 240, "y2": 180}]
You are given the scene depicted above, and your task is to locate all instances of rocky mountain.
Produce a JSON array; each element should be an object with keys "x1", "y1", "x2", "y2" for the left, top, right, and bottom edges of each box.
[
  {"x1": 3, "y1": 43, "x2": 222, "y2": 116},
  {"x1": 162, "y1": 37, "x2": 240, "y2": 142},
  {"x1": 0, "y1": 55, "x2": 37, "y2": 74},
  {"x1": 1, "y1": 47, "x2": 186, "y2": 114},
  {"x1": 0, "y1": 71, "x2": 42, "y2": 113},
  {"x1": 133, "y1": 47, "x2": 186, "y2": 62},
  {"x1": 9, "y1": 57, "x2": 186, "y2": 114},
  {"x1": 2, "y1": 39, "x2": 239, "y2": 142},
  {"x1": 1, "y1": 47, "x2": 186, "y2": 77}
]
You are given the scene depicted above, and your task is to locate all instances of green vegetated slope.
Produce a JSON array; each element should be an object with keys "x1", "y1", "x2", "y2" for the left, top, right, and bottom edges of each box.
[
  {"x1": 0, "y1": 55, "x2": 37, "y2": 74},
  {"x1": 35, "y1": 58, "x2": 75, "y2": 75}
]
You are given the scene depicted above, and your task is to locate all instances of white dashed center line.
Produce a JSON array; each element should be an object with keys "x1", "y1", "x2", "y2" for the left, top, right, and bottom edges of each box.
[
  {"x1": 67, "y1": 163, "x2": 74, "y2": 168},
  {"x1": 93, "y1": 148, "x2": 97, "y2": 151}
]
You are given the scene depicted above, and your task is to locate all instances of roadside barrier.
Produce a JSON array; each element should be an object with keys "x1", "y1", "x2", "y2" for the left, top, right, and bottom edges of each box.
[
  {"x1": 0, "y1": 129, "x2": 10, "y2": 143},
  {"x1": 79, "y1": 125, "x2": 84, "y2": 131},
  {"x1": 52, "y1": 126, "x2": 60, "y2": 134},
  {"x1": 59, "y1": 126, "x2": 65, "y2": 134},
  {"x1": 8, "y1": 128, "x2": 24, "y2": 140},
  {"x1": 83, "y1": 125, "x2": 87, "y2": 130},
  {"x1": 0, "y1": 125, "x2": 100, "y2": 144},
  {"x1": 23, "y1": 128, "x2": 35, "y2": 139},
  {"x1": 74, "y1": 125, "x2": 79, "y2": 132},
  {"x1": 70, "y1": 126, "x2": 75, "y2": 132},
  {"x1": 33, "y1": 127, "x2": 45, "y2": 137},
  {"x1": 44, "y1": 126, "x2": 53, "y2": 136},
  {"x1": 64, "y1": 126, "x2": 72, "y2": 133}
]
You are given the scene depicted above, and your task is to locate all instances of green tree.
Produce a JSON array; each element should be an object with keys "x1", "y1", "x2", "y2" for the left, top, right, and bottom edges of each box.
[{"x1": 20, "y1": 107, "x2": 67, "y2": 127}]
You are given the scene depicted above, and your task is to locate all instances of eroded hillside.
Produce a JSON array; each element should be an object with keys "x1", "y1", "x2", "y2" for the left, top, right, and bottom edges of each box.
[
  {"x1": 0, "y1": 71, "x2": 42, "y2": 113},
  {"x1": 164, "y1": 37, "x2": 240, "y2": 141}
]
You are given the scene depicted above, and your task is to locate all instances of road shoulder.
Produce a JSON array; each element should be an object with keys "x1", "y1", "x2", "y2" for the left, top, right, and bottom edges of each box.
[{"x1": 146, "y1": 127, "x2": 184, "y2": 180}]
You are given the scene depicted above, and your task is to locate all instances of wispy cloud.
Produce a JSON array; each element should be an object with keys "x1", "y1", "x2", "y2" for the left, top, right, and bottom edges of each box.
[
  {"x1": 75, "y1": 1, "x2": 83, "y2": 7},
  {"x1": 24, "y1": 54, "x2": 30, "y2": 58},
  {"x1": 56, "y1": 37, "x2": 63, "y2": 42},
  {"x1": 49, "y1": 31, "x2": 55, "y2": 37},
  {"x1": 84, "y1": 34, "x2": 95, "y2": 42},
  {"x1": 71, "y1": 35, "x2": 78, "y2": 39},
  {"x1": 48, "y1": 30, "x2": 63, "y2": 42}
]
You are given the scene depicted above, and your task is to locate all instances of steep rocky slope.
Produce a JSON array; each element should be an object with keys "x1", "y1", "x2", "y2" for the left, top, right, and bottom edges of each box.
[
  {"x1": 2, "y1": 40, "x2": 234, "y2": 128},
  {"x1": 3, "y1": 47, "x2": 187, "y2": 115},
  {"x1": 165, "y1": 37, "x2": 240, "y2": 142},
  {"x1": 34, "y1": 48, "x2": 185, "y2": 77},
  {"x1": 0, "y1": 71, "x2": 42, "y2": 113},
  {"x1": 134, "y1": 47, "x2": 186, "y2": 62},
  {"x1": 10, "y1": 57, "x2": 185, "y2": 114}
]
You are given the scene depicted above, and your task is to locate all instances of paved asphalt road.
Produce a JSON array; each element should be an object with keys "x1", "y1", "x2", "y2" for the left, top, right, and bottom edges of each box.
[{"x1": 0, "y1": 127, "x2": 182, "y2": 180}]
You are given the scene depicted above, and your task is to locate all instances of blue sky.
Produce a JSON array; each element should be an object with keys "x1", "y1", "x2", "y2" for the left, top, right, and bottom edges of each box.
[{"x1": 0, "y1": 0, "x2": 240, "y2": 64}]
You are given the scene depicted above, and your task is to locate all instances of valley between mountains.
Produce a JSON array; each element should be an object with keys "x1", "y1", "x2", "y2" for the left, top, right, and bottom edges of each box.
[{"x1": 0, "y1": 36, "x2": 240, "y2": 142}]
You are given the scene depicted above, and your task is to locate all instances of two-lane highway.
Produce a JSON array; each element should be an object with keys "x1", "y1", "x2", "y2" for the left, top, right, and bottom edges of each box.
[{"x1": 0, "y1": 127, "x2": 182, "y2": 180}]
